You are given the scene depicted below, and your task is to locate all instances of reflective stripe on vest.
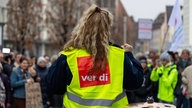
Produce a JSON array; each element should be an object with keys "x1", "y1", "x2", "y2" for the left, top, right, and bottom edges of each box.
[{"x1": 66, "y1": 91, "x2": 126, "y2": 107}]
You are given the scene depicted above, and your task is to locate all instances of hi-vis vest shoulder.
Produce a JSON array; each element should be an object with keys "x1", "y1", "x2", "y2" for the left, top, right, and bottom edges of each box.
[{"x1": 61, "y1": 46, "x2": 129, "y2": 108}]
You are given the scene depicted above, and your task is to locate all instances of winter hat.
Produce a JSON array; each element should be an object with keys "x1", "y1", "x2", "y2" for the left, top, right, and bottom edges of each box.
[
  {"x1": 160, "y1": 51, "x2": 170, "y2": 61},
  {"x1": 37, "y1": 56, "x2": 47, "y2": 65},
  {"x1": 139, "y1": 56, "x2": 147, "y2": 63}
]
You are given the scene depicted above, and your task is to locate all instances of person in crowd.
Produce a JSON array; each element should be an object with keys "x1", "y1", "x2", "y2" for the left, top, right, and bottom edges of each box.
[
  {"x1": 135, "y1": 52, "x2": 144, "y2": 60},
  {"x1": 30, "y1": 55, "x2": 37, "y2": 68},
  {"x1": 148, "y1": 50, "x2": 158, "y2": 68},
  {"x1": 167, "y1": 51, "x2": 177, "y2": 64},
  {"x1": 2, "y1": 54, "x2": 13, "y2": 78},
  {"x1": 44, "y1": 55, "x2": 51, "y2": 68},
  {"x1": 147, "y1": 58, "x2": 153, "y2": 70},
  {"x1": 167, "y1": 51, "x2": 181, "y2": 105},
  {"x1": 12, "y1": 53, "x2": 22, "y2": 71},
  {"x1": 28, "y1": 58, "x2": 39, "y2": 82},
  {"x1": 181, "y1": 65, "x2": 192, "y2": 108},
  {"x1": 0, "y1": 63, "x2": 12, "y2": 108},
  {"x1": 176, "y1": 49, "x2": 192, "y2": 108},
  {"x1": 46, "y1": 4, "x2": 143, "y2": 108},
  {"x1": 174, "y1": 52, "x2": 180, "y2": 63},
  {"x1": 10, "y1": 51, "x2": 15, "y2": 66},
  {"x1": 10, "y1": 56, "x2": 34, "y2": 108},
  {"x1": 35, "y1": 56, "x2": 49, "y2": 108},
  {"x1": 134, "y1": 56, "x2": 153, "y2": 102},
  {"x1": 47, "y1": 53, "x2": 61, "y2": 108},
  {"x1": 0, "y1": 64, "x2": 5, "y2": 108},
  {"x1": 151, "y1": 58, "x2": 160, "y2": 102},
  {"x1": 150, "y1": 51, "x2": 178, "y2": 104}
]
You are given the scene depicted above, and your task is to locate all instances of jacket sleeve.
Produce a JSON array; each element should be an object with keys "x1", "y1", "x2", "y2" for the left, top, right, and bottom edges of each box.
[
  {"x1": 10, "y1": 71, "x2": 27, "y2": 88},
  {"x1": 150, "y1": 68, "x2": 159, "y2": 82},
  {"x1": 123, "y1": 52, "x2": 144, "y2": 90},
  {"x1": 46, "y1": 54, "x2": 72, "y2": 95}
]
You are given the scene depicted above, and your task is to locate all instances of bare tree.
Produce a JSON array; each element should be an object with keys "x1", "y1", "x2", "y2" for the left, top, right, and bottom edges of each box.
[
  {"x1": 6, "y1": 0, "x2": 42, "y2": 54},
  {"x1": 45, "y1": 0, "x2": 93, "y2": 50},
  {"x1": 6, "y1": 0, "x2": 93, "y2": 55}
]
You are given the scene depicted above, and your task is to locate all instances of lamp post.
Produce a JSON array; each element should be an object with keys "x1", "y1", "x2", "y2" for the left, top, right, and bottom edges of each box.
[
  {"x1": 76, "y1": 0, "x2": 81, "y2": 20},
  {"x1": 123, "y1": 16, "x2": 127, "y2": 44},
  {"x1": 0, "y1": 22, "x2": 5, "y2": 49},
  {"x1": 0, "y1": 6, "x2": 7, "y2": 51}
]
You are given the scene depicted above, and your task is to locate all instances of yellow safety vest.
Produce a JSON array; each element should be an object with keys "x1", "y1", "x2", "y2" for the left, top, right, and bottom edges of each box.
[{"x1": 62, "y1": 46, "x2": 128, "y2": 108}]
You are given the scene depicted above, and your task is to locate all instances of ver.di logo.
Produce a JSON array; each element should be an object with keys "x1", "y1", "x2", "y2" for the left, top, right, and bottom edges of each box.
[{"x1": 77, "y1": 56, "x2": 110, "y2": 88}]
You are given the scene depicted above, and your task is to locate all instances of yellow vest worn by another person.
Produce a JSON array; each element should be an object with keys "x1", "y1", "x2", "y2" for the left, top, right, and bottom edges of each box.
[
  {"x1": 150, "y1": 64, "x2": 178, "y2": 103},
  {"x1": 61, "y1": 46, "x2": 128, "y2": 108}
]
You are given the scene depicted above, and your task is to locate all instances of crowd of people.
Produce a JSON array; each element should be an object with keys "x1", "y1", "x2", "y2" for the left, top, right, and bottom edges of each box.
[
  {"x1": 127, "y1": 49, "x2": 192, "y2": 108},
  {"x1": 0, "y1": 51, "x2": 58, "y2": 108},
  {"x1": 1, "y1": 48, "x2": 192, "y2": 108}
]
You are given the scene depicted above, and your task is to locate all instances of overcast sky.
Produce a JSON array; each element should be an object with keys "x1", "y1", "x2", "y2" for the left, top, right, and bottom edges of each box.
[{"x1": 121, "y1": 0, "x2": 183, "y2": 21}]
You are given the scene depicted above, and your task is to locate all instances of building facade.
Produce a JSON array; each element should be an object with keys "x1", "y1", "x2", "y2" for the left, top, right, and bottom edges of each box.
[
  {"x1": 1, "y1": 0, "x2": 138, "y2": 56},
  {"x1": 149, "y1": 13, "x2": 168, "y2": 52},
  {"x1": 0, "y1": 0, "x2": 8, "y2": 49},
  {"x1": 183, "y1": 0, "x2": 192, "y2": 48},
  {"x1": 95, "y1": 0, "x2": 137, "y2": 47}
]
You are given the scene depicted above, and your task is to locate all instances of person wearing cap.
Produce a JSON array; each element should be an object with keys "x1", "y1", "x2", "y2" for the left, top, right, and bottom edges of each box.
[
  {"x1": 134, "y1": 56, "x2": 153, "y2": 102},
  {"x1": 167, "y1": 51, "x2": 182, "y2": 105},
  {"x1": 150, "y1": 51, "x2": 178, "y2": 104},
  {"x1": 167, "y1": 51, "x2": 177, "y2": 64}
]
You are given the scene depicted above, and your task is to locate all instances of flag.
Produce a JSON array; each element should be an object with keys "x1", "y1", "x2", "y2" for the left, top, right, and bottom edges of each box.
[{"x1": 168, "y1": 0, "x2": 184, "y2": 51}]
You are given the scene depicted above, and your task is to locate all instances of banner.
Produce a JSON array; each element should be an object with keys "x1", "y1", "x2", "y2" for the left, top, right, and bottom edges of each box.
[
  {"x1": 25, "y1": 83, "x2": 43, "y2": 108},
  {"x1": 168, "y1": 0, "x2": 184, "y2": 51},
  {"x1": 138, "y1": 19, "x2": 153, "y2": 40}
]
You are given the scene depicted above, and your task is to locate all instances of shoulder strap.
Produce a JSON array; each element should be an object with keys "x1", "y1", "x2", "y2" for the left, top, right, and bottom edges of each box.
[{"x1": 168, "y1": 67, "x2": 176, "y2": 76}]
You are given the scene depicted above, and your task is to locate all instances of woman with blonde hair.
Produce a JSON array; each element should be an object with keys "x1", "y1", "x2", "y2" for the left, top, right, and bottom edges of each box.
[{"x1": 46, "y1": 4, "x2": 143, "y2": 108}]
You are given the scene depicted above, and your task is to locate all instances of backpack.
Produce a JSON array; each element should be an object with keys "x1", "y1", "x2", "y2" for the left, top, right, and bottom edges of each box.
[{"x1": 168, "y1": 67, "x2": 181, "y2": 97}]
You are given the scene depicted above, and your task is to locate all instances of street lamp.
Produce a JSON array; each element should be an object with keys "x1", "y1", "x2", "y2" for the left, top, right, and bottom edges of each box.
[{"x1": 0, "y1": 22, "x2": 5, "y2": 49}]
